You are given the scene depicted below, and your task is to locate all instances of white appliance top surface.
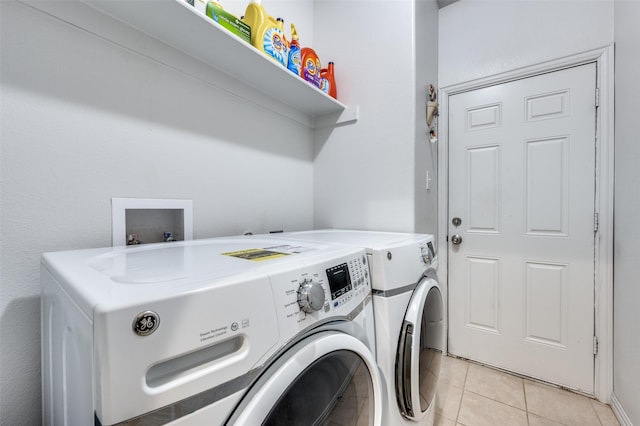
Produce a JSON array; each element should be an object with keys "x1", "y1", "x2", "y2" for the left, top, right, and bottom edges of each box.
[
  {"x1": 91, "y1": 239, "x2": 332, "y2": 284},
  {"x1": 283, "y1": 229, "x2": 434, "y2": 251},
  {"x1": 42, "y1": 236, "x2": 362, "y2": 315},
  {"x1": 269, "y1": 230, "x2": 438, "y2": 291}
]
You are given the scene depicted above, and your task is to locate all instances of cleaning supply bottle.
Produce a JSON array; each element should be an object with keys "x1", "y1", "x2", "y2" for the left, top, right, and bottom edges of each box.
[
  {"x1": 320, "y1": 61, "x2": 337, "y2": 99},
  {"x1": 277, "y1": 18, "x2": 289, "y2": 68},
  {"x1": 300, "y1": 47, "x2": 322, "y2": 89},
  {"x1": 287, "y1": 23, "x2": 302, "y2": 76},
  {"x1": 242, "y1": 1, "x2": 288, "y2": 67}
]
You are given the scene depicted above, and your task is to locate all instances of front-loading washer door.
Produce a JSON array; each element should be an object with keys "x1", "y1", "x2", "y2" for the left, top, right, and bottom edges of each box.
[
  {"x1": 226, "y1": 331, "x2": 382, "y2": 426},
  {"x1": 396, "y1": 277, "x2": 444, "y2": 420}
]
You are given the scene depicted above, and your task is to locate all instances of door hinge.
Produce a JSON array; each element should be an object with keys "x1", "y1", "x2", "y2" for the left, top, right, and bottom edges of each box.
[
  {"x1": 593, "y1": 336, "x2": 599, "y2": 356},
  {"x1": 595, "y1": 88, "x2": 600, "y2": 108},
  {"x1": 594, "y1": 212, "x2": 599, "y2": 233}
]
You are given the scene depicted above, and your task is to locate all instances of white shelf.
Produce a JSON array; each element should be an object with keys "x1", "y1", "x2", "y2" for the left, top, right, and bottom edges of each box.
[{"x1": 82, "y1": 0, "x2": 353, "y2": 124}]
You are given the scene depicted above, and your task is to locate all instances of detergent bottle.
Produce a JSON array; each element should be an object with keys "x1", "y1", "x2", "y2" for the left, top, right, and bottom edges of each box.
[
  {"x1": 242, "y1": 1, "x2": 288, "y2": 66},
  {"x1": 300, "y1": 47, "x2": 322, "y2": 89},
  {"x1": 320, "y1": 61, "x2": 337, "y2": 99},
  {"x1": 287, "y1": 23, "x2": 302, "y2": 76}
]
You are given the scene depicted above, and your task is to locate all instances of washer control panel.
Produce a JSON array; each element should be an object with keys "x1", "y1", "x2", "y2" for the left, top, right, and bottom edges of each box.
[{"x1": 272, "y1": 250, "x2": 371, "y2": 330}]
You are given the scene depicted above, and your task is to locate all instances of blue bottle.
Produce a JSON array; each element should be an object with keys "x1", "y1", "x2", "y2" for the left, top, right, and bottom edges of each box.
[{"x1": 287, "y1": 23, "x2": 302, "y2": 76}]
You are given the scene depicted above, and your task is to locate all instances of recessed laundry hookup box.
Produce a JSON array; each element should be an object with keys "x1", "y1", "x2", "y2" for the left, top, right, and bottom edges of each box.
[{"x1": 112, "y1": 198, "x2": 193, "y2": 246}]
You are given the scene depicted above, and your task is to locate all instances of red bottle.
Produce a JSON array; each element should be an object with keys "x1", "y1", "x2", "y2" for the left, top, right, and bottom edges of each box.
[{"x1": 320, "y1": 61, "x2": 337, "y2": 99}]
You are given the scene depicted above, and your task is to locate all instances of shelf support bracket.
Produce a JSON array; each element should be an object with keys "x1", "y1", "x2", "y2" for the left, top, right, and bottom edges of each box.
[{"x1": 313, "y1": 105, "x2": 359, "y2": 129}]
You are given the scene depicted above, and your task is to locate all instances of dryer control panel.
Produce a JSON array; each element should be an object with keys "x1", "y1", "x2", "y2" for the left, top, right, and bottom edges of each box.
[{"x1": 418, "y1": 239, "x2": 438, "y2": 269}]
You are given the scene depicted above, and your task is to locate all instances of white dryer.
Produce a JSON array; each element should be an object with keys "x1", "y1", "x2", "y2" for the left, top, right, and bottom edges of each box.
[
  {"x1": 269, "y1": 230, "x2": 445, "y2": 426},
  {"x1": 41, "y1": 237, "x2": 383, "y2": 425}
]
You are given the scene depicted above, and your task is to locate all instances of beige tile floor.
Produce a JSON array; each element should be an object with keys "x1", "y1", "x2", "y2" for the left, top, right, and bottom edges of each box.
[{"x1": 434, "y1": 356, "x2": 620, "y2": 426}]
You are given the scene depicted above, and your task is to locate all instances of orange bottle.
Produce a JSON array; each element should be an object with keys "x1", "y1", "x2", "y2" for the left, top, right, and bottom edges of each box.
[
  {"x1": 320, "y1": 61, "x2": 337, "y2": 99},
  {"x1": 300, "y1": 47, "x2": 322, "y2": 89}
]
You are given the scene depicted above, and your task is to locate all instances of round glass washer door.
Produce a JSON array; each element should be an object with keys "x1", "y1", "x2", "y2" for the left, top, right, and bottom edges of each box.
[
  {"x1": 396, "y1": 278, "x2": 444, "y2": 420},
  {"x1": 227, "y1": 331, "x2": 383, "y2": 426}
]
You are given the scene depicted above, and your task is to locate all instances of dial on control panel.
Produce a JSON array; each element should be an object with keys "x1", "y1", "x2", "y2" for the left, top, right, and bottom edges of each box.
[{"x1": 297, "y1": 278, "x2": 325, "y2": 313}]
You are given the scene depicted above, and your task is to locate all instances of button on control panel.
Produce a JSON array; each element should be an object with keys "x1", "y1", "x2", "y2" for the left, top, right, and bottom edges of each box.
[{"x1": 348, "y1": 254, "x2": 369, "y2": 289}]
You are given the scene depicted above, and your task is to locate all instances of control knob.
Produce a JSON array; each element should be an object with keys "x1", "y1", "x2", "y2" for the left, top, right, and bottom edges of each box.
[{"x1": 297, "y1": 278, "x2": 325, "y2": 313}]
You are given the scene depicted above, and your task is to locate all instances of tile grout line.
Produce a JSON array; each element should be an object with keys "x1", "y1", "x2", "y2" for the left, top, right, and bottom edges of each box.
[
  {"x1": 455, "y1": 362, "x2": 470, "y2": 425},
  {"x1": 523, "y1": 378, "x2": 530, "y2": 426},
  {"x1": 460, "y1": 385, "x2": 530, "y2": 423},
  {"x1": 590, "y1": 399, "x2": 605, "y2": 426}
]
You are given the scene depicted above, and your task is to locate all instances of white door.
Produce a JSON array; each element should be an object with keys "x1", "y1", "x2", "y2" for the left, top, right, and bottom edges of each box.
[{"x1": 447, "y1": 64, "x2": 597, "y2": 393}]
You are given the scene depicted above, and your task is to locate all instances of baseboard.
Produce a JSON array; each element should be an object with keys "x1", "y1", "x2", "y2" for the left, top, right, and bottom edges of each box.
[{"x1": 611, "y1": 393, "x2": 634, "y2": 426}]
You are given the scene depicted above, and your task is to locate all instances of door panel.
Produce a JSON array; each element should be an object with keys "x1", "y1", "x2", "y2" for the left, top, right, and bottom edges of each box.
[
  {"x1": 524, "y1": 261, "x2": 568, "y2": 347},
  {"x1": 465, "y1": 256, "x2": 500, "y2": 333},
  {"x1": 525, "y1": 136, "x2": 569, "y2": 235},
  {"x1": 448, "y1": 64, "x2": 597, "y2": 393},
  {"x1": 467, "y1": 146, "x2": 501, "y2": 232}
]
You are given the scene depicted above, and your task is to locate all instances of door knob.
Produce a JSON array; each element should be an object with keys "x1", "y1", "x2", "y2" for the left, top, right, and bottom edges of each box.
[{"x1": 451, "y1": 234, "x2": 463, "y2": 245}]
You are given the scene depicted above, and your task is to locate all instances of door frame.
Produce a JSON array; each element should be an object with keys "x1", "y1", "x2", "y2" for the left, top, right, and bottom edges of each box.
[{"x1": 437, "y1": 46, "x2": 614, "y2": 403}]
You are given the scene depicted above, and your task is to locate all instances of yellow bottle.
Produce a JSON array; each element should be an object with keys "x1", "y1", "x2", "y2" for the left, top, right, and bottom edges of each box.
[{"x1": 242, "y1": 1, "x2": 288, "y2": 66}]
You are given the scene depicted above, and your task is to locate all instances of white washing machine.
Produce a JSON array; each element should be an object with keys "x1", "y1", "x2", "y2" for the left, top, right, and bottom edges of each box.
[
  {"x1": 267, "y1": 230, "x2": 445, "y2": 426},
  {"x1": 41, "y1": 237, "x2": 383, "y2": 425}
]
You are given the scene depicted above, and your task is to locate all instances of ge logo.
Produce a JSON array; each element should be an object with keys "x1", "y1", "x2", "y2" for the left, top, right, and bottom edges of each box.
[
  {"x1": 133, "y1": 311, "x2": 160, "y2": 336},
  {"x1": 231, "y1": 322, "x2": 239, "y2": 331}
]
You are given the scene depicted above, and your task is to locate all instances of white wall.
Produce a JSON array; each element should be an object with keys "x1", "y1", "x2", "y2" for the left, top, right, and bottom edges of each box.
[
  {"x1": 312, "y1": 0, "x2": 439, "y2": 233},
  {"x1": 415, "y1": 0, "x2": 440, "y2": 235},
  {"x1": 439, "y1": 0, "x2": 614, "y2": 88},
  {"x1": 0, "y1": 1, "x2": 315, "y2": 423},
  {"x1": 613, "y1": 1, "x2": 640, "y2": 424}
]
